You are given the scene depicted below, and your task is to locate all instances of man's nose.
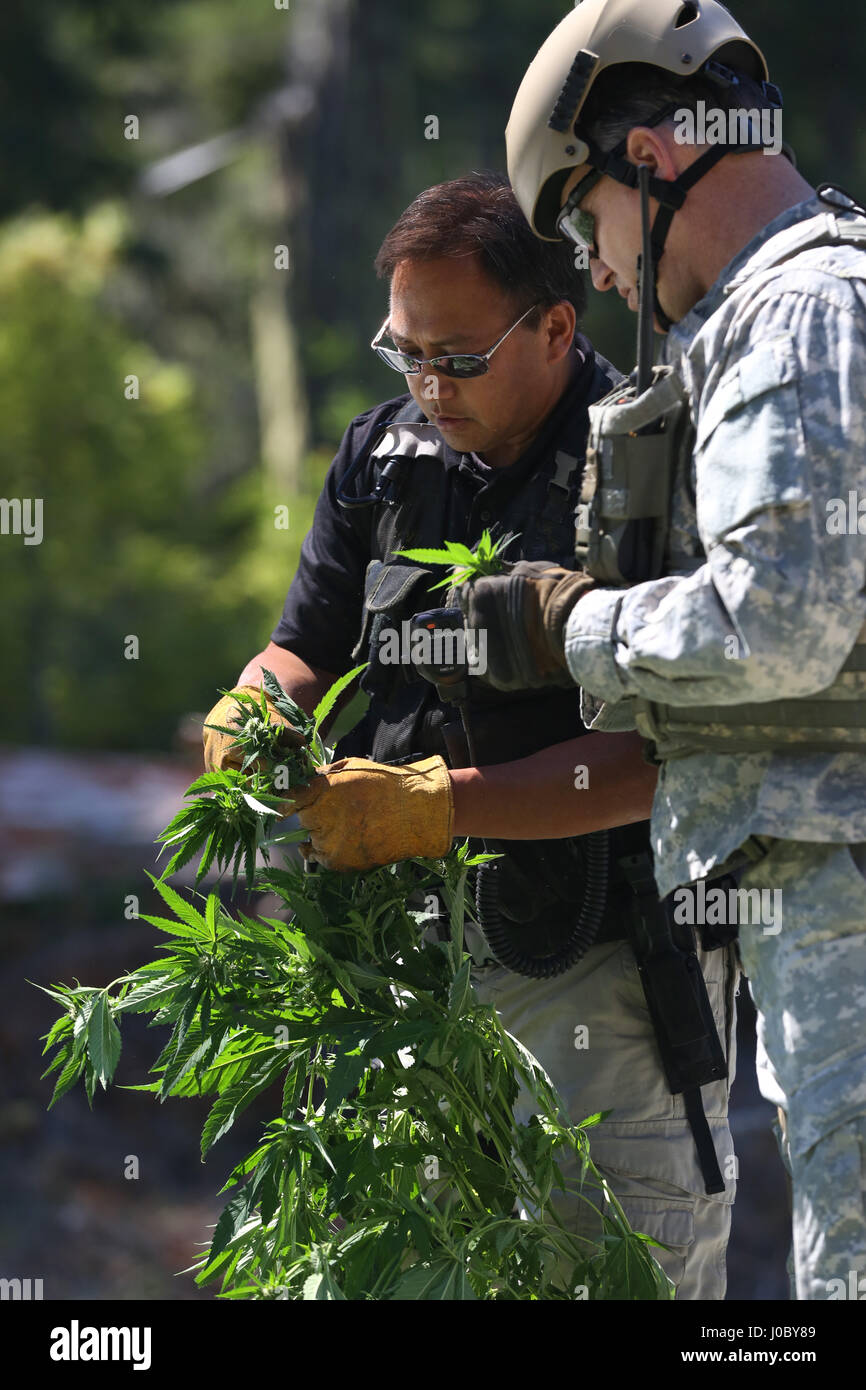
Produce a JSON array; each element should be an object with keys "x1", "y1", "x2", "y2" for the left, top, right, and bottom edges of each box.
[
  {"x1": 420, "y1": 367, "x2": 458, "y2": 400},
  {"x1": 590, "y1": 256, "x2": 616, "y2": 293}
]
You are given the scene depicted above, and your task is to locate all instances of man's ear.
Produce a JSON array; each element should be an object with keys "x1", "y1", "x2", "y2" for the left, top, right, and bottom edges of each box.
[
  {"x1": 544, "y1": 300, "x2": 577, "y2": 362},
  {"x1": 625, "y1": 125, "x2": 679, "y2": 181}
]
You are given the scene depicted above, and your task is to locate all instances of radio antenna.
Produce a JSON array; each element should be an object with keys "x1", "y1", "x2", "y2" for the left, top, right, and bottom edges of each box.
[{"x1": 636, "y1": 163, "x2": 655, "y2": 394}]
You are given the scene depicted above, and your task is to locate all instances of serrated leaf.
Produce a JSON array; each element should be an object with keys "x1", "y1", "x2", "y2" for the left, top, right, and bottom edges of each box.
[
  {"x1": 242, "y1": 792, "x2": 280, "y2": 817},
  {"x1": 40, "y1": 1013, "x2": 74, "y2": 1054},
  {"x1": 395, "y1": 547, "x2": 454, "y2": 565},
  {"x1": 441, "y1": 542, "x2": 476, "y2": 563},
  {"x1": 48, "y1": 1051, "x2": 86, "y2": 1108},
  {"x1": 40, "y1": 1040, "x2": 74, "y2": 1080},
  {"x1": 260, "y1": 669, "x2": 310, "y2": 728},
  {"x1": 87, "y1": 993, "x2": 121, "y2": 1089},
  {"x1": 428, "y1": 573, "x2": 461, "y2": 592},
  {"x1": 447, "y1": 959, "x2": 473, "y2": 1020},
  {"x1": 145, "y1": 874, "x2": 208, "y2": 934},
  {"x1": 210, "y1": 1188, "x2": 256, "y2": 1263},
  {"x1": 311, "y1": 663, "x2": 368, "y2": 736},
  {"x1": 388, "y1": 1258, "x2": 475, "y2": 1300},
  {"x1": 161, "y1": 832, "x2": 209, "y2": 879},
  {"x1": 201, "y1": 1064, "x2": 284, "y2": 1157},
  {"x1": 194, "y1": 829, "x2": 221, "y2": 884},
  {"x1": 137, "y1": 914, "x2": 206, "y2": 941},
  {"x1": 180, "y1": 771, "x2": 237, "y2": 795},
  {"x1": 324, "y1": 1050, "x2": 367, "y2": 1118},
  {"x1": 84, "y1": 1061, "x2": 97, "y2": 1108},
  {"x1": 283, "y1": 1120, "x2": 336, "y2": 1173},
  {"x1": 164, "y1": 981, "x2": 207, "y2": 1083}
]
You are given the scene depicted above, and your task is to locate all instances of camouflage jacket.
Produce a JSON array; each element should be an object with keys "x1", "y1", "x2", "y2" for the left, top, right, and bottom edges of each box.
[{"x1": 563, "y1": 195, "x2": 866, "y2": 896}]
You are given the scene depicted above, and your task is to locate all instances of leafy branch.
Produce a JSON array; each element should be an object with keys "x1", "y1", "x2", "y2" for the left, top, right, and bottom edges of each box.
[
  {"x1": 35, "y1": 669, "x2": 673, "y2": 1301},
  {"x1": 397, "y1": 528, "x2": 517, "y2": 592}
]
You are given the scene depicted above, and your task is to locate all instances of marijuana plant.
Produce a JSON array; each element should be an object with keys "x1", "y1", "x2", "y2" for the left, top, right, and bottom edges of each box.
[
  {"x1": 398, "y1": 528, "x2": 517, "y2": 591},
  {"x1": 35, "y1": 673, "x2": 672, "y2": 1301}
]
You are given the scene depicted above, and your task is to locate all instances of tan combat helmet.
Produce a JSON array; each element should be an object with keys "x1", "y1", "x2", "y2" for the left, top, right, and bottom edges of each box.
[{"x1": 507, "y1": 0, "x2": 769, "y2": 240}]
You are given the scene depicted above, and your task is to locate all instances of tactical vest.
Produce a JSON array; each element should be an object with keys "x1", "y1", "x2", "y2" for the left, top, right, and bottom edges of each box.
[
  {"x1": 335, "y1": 370, "x2": 652, "y2": 945},
  {"x1": 576, "y1": 193, "x2": 866, "y2": 760},
  {"x1": 343, "y1": 365, "x2": 618, "y2": 770}
]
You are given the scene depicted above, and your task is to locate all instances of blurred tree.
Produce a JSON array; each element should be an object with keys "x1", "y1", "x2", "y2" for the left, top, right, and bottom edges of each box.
[{"x1": 0, "y1": 206, "x2": 313, "y2": 750}]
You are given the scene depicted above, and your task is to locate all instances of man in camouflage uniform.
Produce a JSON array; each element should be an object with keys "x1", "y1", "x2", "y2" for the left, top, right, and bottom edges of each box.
[{"x1": 460, "y1": 0, "x2": 866, "y2": 1300}]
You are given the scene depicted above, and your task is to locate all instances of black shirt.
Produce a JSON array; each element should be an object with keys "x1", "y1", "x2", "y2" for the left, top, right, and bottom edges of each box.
[{"x1": 271, "y1": 333, "x2": 619, "y2": 676}]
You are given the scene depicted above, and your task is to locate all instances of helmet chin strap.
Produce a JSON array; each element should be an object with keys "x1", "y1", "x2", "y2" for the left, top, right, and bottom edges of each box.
[
  {"x1": 586, "y1": 133, "x2": 772, "y2": 330},
  {"x1": 645, "y1": 144, "x2": 730, "y2": 330}
]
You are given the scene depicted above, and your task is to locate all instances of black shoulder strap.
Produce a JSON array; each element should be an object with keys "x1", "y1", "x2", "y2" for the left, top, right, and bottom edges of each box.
[
  {"x1": 540, "y1": 352, "x2": 613, "y2": 525},
  {"x1": 618, "y1": 849, "x2": 728, "y2": 1196}
]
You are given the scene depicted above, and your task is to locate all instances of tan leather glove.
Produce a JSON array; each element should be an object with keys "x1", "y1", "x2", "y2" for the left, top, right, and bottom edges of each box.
[
  {"x1": 202, "y1": 686, "x2": 307, "y2": 772},
  {"x1": 289, "y1": 755, "x2": 454, "y2": 872}
]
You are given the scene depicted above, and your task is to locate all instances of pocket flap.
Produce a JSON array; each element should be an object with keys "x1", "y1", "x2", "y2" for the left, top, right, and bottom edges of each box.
[
  {"x1": 696, "y1": 334, "x2": 800, "y2": 449},
  {"x1": 364, "y1": 561, "x2": 434, "y2": 613}
]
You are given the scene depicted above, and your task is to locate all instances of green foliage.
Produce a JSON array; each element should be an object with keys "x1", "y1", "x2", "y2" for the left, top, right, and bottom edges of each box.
[
  {"x1": 35, "y1": 671, "x2": 673, "y2": 1301},
  {"x1": 166, "y1": 671, "x2": 321, "y2": 889},
  {"x1": 398, "y1": 530, "x2": 518, "y2": 592},
  {"x1": 0, "y1": 207, "x2": 275, "y2": 750}
]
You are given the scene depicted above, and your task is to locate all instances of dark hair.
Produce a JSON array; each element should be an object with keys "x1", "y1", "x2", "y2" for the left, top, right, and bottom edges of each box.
[
  {"x1": 374, "y1": 171, "x2": 586, "y2": 326},
  {"x1": 579, "y1": 61, "x2": 774, "y2": 156}
]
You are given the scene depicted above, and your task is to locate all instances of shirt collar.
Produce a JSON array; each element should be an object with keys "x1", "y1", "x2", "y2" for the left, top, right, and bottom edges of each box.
[
  {"x1": 447, "y1": 334, "x2": 595, "y2": 483},
  {"x1": 669, "y1": 195, "x2": 826, "y2": 350}
]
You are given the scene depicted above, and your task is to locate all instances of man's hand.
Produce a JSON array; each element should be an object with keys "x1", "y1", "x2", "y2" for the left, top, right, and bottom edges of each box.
[
  {"x1": 202, "y1": 687, "x2": 307, "y2": 772},
  {"x1": 289, "y1": 755, "x2": 454, "y2": 872},
  {"x1": 456, "y1": 560, "x2": 595, "y2": 691}
]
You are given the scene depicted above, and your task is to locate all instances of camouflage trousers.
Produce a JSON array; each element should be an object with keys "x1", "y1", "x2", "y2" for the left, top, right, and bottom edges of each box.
[
  {"x1": 735, "y1": 839, "x2": 866, "y2": 1302},
  {"x1": 470, "y1": 931, "x2": 738, "y2": 1300}
]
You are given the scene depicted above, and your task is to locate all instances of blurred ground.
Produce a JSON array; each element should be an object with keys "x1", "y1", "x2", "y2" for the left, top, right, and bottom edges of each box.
[{"x1": 0, "y1": 745, "x2": 790, "y2": 1301}]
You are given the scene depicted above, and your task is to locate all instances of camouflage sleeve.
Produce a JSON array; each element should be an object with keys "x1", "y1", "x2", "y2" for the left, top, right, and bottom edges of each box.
[{"x1": 564, "y1": 285, "x2": 866, "y2": 707}]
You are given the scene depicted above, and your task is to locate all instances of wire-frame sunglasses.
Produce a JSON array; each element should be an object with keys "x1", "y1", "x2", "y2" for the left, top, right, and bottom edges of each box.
[{"x1": 370, "y1": 302, "x2": 539, "y2": 379}]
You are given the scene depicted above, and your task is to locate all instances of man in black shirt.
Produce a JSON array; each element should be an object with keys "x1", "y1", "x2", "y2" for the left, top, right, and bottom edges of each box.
[{"x1": 203, "y1": 174, "x2": 737, "y2": 1298}]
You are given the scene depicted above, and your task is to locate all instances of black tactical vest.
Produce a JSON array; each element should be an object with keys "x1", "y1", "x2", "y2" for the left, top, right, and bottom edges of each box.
[{"x1": 335, "y1": 349, "x2": 651, "y2": 927}]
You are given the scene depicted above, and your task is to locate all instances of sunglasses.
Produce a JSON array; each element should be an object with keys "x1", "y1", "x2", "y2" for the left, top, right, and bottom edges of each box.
[
  {"x1": 556, "y1": 169, "x2": 603, "y2": 259},
  {"x1": 370, "y1": 302, "x2": 539, "y2": 379}
]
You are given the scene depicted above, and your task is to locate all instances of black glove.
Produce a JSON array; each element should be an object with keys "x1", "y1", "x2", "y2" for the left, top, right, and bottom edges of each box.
[{"x1": 456, "y1": 561, "x2": 596, "y2": 692}]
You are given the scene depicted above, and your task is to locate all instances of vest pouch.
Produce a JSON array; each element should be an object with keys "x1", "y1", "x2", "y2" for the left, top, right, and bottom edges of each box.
[
  {"x1": 576, "y1": 367, "x2": 691, "y2": 585},
  {"x1": 351, "y1": 560, "x2": 437, "y2": 701}
]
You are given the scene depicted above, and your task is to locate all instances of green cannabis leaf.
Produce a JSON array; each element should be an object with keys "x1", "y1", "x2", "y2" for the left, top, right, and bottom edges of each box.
[{"x1": 397, "y1": 529, "x2": 518, "y2": 591}]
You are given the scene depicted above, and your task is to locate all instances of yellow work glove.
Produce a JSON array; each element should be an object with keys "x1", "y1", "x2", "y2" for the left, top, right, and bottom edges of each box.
[
  {"x1": 289, "y1": 755, "x2": 454, "y2": 872},
  {"x1": 202, "y1": 686, "x2": 306, "y2": 773}
]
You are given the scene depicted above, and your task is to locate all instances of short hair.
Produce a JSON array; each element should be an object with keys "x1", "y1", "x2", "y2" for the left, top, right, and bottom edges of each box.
[
  {"x1": 374, "y1": 171, "x2": 586, "y2": 327},
  {"x1": 578, "y1": 62, "x2": 774, "y2": 156}
]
